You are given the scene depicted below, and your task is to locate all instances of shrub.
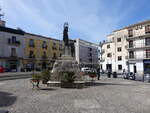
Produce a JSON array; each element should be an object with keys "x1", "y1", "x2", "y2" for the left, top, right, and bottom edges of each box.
[
  {"x1": 60, "y1": 71, "x2": 76, "y2": 83},
  {"x1": 32, "y1": 74, "x2": 42, "y2": 80},
  {"x1": 41, "y1": 70, "x2": 51, "y2": 83}
]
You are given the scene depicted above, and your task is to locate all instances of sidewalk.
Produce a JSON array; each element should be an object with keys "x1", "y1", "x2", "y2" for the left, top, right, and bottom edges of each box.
[{"x1": 0, "y1": 72, "x2": 40, "y2": 77}]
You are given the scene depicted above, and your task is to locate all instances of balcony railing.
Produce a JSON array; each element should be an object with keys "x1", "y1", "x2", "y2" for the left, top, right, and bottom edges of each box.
[
  {"x1": 8, "y1": 39, "x2": 20, "y2": 46},
  {"x1": 28, "y1": 54, "x2": 35, "y2": 58},
  {"x1": 126, "y1": 43, "x2": 150, "y2": 49},
  {"x1": 127, "y1": 53, "x2": 150, "y2": 60},
  {"x1": 42, "y1": 55, "x2": 47, "y2": 59}
]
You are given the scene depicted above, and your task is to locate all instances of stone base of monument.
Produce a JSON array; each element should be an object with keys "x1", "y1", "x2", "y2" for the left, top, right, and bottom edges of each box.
[{"x1": 51, "y1": 59, "x2": 83, "y2": 81}]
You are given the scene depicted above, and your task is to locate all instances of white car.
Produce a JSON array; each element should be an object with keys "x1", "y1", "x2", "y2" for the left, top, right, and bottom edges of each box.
[{"x1": 81, "y1": 67, "x2": 92, "y2": 73}]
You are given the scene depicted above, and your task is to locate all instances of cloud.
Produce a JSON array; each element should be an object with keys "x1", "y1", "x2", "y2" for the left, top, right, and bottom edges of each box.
[{"x1": 1, "y1": 0, "x2": 141, "y2": 43}]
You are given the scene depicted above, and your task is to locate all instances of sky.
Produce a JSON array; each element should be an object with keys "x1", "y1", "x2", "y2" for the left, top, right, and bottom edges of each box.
[{"x1": 1, "y1": 0, "x2": 150, "y2": 44}]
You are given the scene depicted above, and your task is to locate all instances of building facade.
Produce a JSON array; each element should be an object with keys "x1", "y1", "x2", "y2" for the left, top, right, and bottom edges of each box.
[
  {"x1": 126, "y1": 20, "x2": 150, "y2": 74},
  {"x1": 24, "y1": 33, "x2": 63, "y2": 70},
  {"x1": 75, "y1": 38, "x2": 100, "y2": 68},
  {"x1": 100, "y1": 20, "x2": 150, "y2": 75},
  {"x1": 0, "y1": 22, "x2": 25, "y2": 71}
]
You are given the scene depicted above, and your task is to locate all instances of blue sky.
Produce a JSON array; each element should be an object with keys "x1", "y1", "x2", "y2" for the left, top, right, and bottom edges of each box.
[{"x1": 1, "y1": 0, "x2": 150, "y2": 44}]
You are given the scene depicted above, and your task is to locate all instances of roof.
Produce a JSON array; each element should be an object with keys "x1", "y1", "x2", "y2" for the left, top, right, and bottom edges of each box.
[
  {"x1": 25, "y1": 32, "x2": 62, "y2": 42},
  {"x1": 0, "y1": 26, "x2": 25, "y2": 35},
  {"x1": 113, "y1": 19, "x2": 150, "y2": 32}
]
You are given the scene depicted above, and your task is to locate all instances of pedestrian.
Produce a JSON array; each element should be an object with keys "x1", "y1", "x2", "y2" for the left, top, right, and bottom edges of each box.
[{"x1": 97, "y1": 67, "x2": 100, "y2": 80}]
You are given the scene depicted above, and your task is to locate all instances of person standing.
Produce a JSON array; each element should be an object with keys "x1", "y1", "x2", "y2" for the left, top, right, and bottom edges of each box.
[{"x1": 97, "y1": 67, "x2": 100, "y2": 80}]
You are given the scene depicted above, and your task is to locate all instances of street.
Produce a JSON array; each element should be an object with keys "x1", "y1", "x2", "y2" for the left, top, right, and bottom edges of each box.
[{"x1": 0, "y1": 76, "x2": 150, "y2": 113}]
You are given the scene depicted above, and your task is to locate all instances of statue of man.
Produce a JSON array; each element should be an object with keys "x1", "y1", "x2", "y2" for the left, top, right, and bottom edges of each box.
[{"x1": 63, "y1": 22, "x2": 69, "y2": 46}]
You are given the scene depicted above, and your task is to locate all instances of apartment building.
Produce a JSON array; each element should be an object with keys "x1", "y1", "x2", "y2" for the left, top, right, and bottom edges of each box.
[
  {"x1": 0, "y1": 20, "x2": 25, "y2": 71},
  {"x1": 100, "y1": 20, "x2": 150, "y2": 75},
  {"x1": 126, "y1": 20, "x2": 150, "y2": 74},
  {"x1": 24, "y1": 33, "x2": 63, "y2": 70},
  {"x1": 0, "y1": 19, "x2": 64, "y2": 71},
  {"x1": 75, "y1": 38, "x2": 100, "y2": 68}
]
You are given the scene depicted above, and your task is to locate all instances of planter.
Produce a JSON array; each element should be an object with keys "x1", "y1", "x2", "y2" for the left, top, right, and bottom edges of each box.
[
  {"x1": 42, "y1": 80, "x2": 48, "y2": 84},
  {"x1": 30, "y1": 79, "x2": 40, "y2": 88},
  {"x1": 31, "y1": 79, "x2": 40, "y2": 82},
  {"x1": 61, "y1": 82, "x2": 76, "y2": 88}
]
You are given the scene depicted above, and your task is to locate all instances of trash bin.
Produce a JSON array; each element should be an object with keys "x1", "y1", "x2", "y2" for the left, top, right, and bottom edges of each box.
[
  {"x1": 113, "y1": 72, "x2": 117, "y2": 78},
  {"x1": 107, "y1": 72, "x2": 111, "y2": 78}
]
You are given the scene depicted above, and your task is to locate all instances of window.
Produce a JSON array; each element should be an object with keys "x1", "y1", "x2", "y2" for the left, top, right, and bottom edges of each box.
[
  {"x1": 107, "y1": 44, "x2": 110, "y2": 48},
  {"x1": 129, "y1": 40, "x2": 133, "y2": 48},
  {"x1": 117, "y1": 47, "x2": 122, "y2": 52},
  {"x1": 89, "y1": 53, "x2": 92, "y2": 57},
  {"x1": 145, "y1": 37, "x2": 150, "y2": 46},
  {"x1": 139, "y1": 25, "x2": 143, "y2": 29},
  {"x1": 118, "y1": 56, "x2": 122, "y2": 61},
  {"x1": 129, "y1": 51, "x2": 134, "y2": 59},
  {"x1": 107, "y1": 53, "x2": 112, "y2": 57},
  {"x1": 42, "y1": 41, "x2": 47, "y2": 49},
  {"x1": 128, "y1": 29, "x2": 133, "y2": 37},
  {"x1": 117, "y1": 38, "x2": 121, "y2": 42},
  {"x1": 29, "y1": 39, "x2": 34, "y2": 47},
  {"x1": 12, "y1": 36, "x2": 16, "y2": 43},
  {"x1": 89, "y1": 58, "x2": 92, "y2": 62},
  {"x1": 11, "y1": 48, "x2": 16, "y2": 57},
  {"x1": 29, "y1": 50, "x2": 34, "y2": 58},
  {"x1": 88, "y1": 47, "x2": 92, "y2": 51},
  {"x1": 146, "y1": 49, "x2": 150, "y2": 58},
  {"x1": 145, "y1": 25, "x2": 150, "y2": 34},
  {"x1": 53, "y1": 53, "x2": 57, "y2": 59},
  {"x1": 118, "y1": 65, "x2": 122, "y2": 70}
]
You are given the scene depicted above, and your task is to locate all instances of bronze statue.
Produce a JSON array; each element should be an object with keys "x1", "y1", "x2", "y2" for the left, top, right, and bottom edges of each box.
[{"x1": 63, "y1": 22, "x2": 69, "y2": 46}]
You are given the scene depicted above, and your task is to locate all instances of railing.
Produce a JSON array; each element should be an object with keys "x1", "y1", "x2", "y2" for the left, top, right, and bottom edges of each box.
[
  {"x1": 8, "y1": 39, "x2": 20, "y2": 46},
  {"x1": 42, "y1": 55, "x2": 47, "y2": 59},
  {"x1": 28, "y1": 54, "x2": 35, "y2": 58},
  {"x1": 127, "y1": 54, "x2": 150, "y2": 60},
  {"x1": 126, "y1": 43, "x2": 150, "y2": 49}
]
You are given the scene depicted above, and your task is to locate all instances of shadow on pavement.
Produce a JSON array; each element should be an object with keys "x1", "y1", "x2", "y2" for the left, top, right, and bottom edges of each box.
[
  {"x1": 0, "y1": 91, "x2": 17, "y2": 107},
  {"x1": 39, "y1": 88, "x2": 57, "y2": 91},
  {"x1": 85, "y1": 82, "x2": 136, "y2": 87}
]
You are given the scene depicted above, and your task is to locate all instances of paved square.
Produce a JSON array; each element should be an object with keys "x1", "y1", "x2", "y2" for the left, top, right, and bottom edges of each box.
[
  {"x1": 0, "y1": 76, "x2": 150, "y2": 113},
  {"x1": 74, "y1": 99, "x2": 101, "y2": 109}
]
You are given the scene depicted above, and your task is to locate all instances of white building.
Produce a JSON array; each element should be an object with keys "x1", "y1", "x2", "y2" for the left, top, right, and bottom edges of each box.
[
  {"x1": 126, "y1": 20, "x2": 150, "y2": 74},
  {"x1": 75, "y1": 38, "x2": 100, "y2": 68},
  {"x1": 100, "y1": 20, "x2": 150, "y2": 75},
  {"x1": 0, "y1": 20, "x2": 25, "y2": 71}
]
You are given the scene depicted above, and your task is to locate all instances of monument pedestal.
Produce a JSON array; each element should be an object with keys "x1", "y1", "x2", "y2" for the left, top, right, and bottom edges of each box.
[{"x1": 51, "y1": 46, "x2": 83, "y2": 81}]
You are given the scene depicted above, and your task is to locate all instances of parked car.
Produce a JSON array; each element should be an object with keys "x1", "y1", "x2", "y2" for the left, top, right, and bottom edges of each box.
[
  {"x1": 81, "y1": 67, "x2": 92, "y2": 73},
  {"x1": 0, "y1": 66, "x2": 4, "y2": 73},
  {"x1": 123, "y1": 72, "x2": 136, "y2": 80}
]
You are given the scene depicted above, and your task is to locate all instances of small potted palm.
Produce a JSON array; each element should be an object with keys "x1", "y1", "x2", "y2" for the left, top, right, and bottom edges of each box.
[
  {"x1": 31, "y1": 74, "x2": 42, "y2": 88},
  {"x1": 88, "y1": 71, "x2": 97, "y2": 81},
  {"x1": 60, "y1": 71, "x2": 76, "y2": 88}
]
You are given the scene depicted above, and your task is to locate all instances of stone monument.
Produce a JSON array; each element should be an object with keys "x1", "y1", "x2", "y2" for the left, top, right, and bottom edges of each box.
[{"x1": 51, "y1": 23, "x2": 83, "y2": 81}]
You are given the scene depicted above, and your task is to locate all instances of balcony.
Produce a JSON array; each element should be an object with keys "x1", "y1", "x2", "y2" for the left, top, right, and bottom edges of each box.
[
  {"x1": 10, "y1": 54, "x2": 17, "y2": 58},
  {"x1": 52, "y1": 46, "x2": 57, "y2": 50},
  {"x1": 42, "y1": 55, "x2": 47, "y2": 59},
  {"x1": 127, "y1": 53, "x2": 150, "y2": 60},
  {"x1": 28, "y1": 54, "x2": 35, "y2": 58},
  {"x1": 42, "y1": 45, "x2": 47, "y2": 49},
  {"x1": 8, "y1": 39, "x2": 20, "y2": 46},
  {"x1": 126, "y1": 43, "x2": 150, "y2": 50}
]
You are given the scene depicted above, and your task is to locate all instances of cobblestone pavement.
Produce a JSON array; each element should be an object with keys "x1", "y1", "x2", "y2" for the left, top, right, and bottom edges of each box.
[{"x1": 0, "y1": 77, "x2": 150, "y2": 113}]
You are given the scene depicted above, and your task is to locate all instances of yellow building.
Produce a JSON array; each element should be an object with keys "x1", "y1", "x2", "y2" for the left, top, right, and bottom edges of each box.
[{"x1": 23, "y1": 33, "x2": 63, "y2": 71}]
